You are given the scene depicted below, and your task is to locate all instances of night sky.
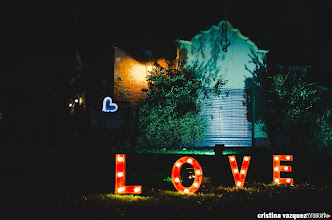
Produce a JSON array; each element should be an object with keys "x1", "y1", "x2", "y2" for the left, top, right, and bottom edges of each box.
[{"x1": 1, "y1": 1, "x2": 332, "y2": 145}]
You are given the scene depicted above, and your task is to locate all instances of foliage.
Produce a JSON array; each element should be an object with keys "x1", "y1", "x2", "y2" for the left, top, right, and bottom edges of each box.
[
  {"x1": 137, "y1": 64, "x2": 226, "y2": 149},
  {"x1": 264, "y1": 72, "x2": 319, "y2": 130},
  {"x1": 313, "y1": 109, "x2": 332, "y2": 149},
  {"x1": 246, "y1": 51, "x2": 319, "y2": 147},
  {"x1": 62, "y1": 182, "x2": 331, "y2": 219}
]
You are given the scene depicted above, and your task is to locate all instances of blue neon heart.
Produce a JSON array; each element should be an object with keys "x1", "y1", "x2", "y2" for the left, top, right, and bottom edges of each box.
[{"x1": 102, "y1": 97, "x2": 118, "y2": 112}]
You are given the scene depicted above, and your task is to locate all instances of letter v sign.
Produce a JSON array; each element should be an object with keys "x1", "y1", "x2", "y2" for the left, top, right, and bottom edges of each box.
[{"x1": 228, "y1": 156, "x2": 251, "y2": 188}]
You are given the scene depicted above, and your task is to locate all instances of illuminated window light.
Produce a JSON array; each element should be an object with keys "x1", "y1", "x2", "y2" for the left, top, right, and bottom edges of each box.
[
  {"x1": 172, "y1": 156, "x2": 203, "y2": 194},
  {"x1": 115, "y1": 154, "x2": 142, "y2": 194},
  {"x1": 273, "y1": 155, "x2": 293, "y2": 185},
  {"x1": 228, "y1": 156, "x2": 251, "y2": 188}
]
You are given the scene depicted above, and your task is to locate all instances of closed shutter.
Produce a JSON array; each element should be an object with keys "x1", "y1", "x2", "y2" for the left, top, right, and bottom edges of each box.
[{"x1": 196, "y1": 89, "x2": 252, "y2": 147}]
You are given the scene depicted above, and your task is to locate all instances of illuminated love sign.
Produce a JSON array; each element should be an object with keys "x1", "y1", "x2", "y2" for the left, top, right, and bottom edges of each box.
[
  {"x1": 114, "y1": 154, "x2": 294, "y2": 194},
  {"x1": 171, "y1": 156, "x2": 203, "y2": 194},
  {"x1": 102, "y1": 97, "x2": 118, "y2": 112}
]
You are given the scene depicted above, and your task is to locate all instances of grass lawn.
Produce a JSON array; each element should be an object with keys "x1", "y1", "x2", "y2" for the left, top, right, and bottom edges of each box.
[
  {"x1": 53, "y1": 182, "x2": 331, "y2": 219},
  {"x1": 3, "y1": 149, "x2": 332, "y2": 219},
  {"x1": 132, "y1": 147, "x2": 253, "y2": 155}
]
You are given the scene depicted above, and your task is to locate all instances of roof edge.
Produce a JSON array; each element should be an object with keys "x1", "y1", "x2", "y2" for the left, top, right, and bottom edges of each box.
[{"x1": 177, "y1": 20, "x2": 269, "y2": 54}]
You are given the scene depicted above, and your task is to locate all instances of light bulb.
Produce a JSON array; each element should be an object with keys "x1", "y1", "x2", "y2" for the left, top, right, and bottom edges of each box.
[
  {"x1": 117, "y1": 156, "x2": 124, "y2": 162},
  {"x1": 184, "y1": 188, "x2": 189, "y2": 193},
  {"x1": 117, "y1": 172, "x2": 123, "y2": 177},
  {"x1": 234, "y1": 169, "x2": 238, "y2": 173},
  {"x1": 241, "y1": 170, "x2": 245, "y2": 174},
  {"x1": 187, "y1": 158, "x2": 192, "y2": 164},
  {"x1": 196, "y1": 170, "x2": 201, "y2": 175}
]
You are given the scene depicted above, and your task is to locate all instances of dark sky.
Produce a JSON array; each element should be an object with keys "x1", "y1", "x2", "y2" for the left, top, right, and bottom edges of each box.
[
  {"x1": 1, "y1": 1, "x2": 332, "y2": 145},
  {"x1": 2, "y1": 1, "x2": 332, "y2": 67},
  {"x1": 1, "y1": 0, "x2": 332, "y2": 104}
]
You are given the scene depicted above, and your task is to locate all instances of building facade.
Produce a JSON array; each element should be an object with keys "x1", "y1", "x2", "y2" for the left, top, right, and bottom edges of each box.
[{"x1": 177, "y1": 20, "x2": 269, "y2": 147}]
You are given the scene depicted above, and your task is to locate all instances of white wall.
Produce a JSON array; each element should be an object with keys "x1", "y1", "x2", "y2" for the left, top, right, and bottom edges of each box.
[
  {"x1": 177, "y1": 21, "x2": 269, "y2": 141},
  {"x1": 177, "y1": 21, "x2": 268, "y2": 90}
]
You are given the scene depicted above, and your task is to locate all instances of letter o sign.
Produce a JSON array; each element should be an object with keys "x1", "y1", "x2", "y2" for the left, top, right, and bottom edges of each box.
[{"x1": 171, "y1": 156, "x2": 203, "y2": 194}]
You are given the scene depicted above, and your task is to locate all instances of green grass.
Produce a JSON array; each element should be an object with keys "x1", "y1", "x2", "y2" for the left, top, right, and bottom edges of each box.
[
  {"x1": 120, "y1": 147, "x2": 332, "y2": 156},
  {"x1": 135, "y1": 148, "x2": 216, "y2": 155},
  {"x1": 57, "y1": 182, "x2": 331, "y2": 219},
  {"x1": 134, "y1": 147, "x2": 252, "y2": 155}
]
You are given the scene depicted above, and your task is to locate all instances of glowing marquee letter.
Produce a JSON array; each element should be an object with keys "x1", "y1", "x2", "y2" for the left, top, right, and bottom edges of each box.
[
  {"x1": 273, "y1": 155, "x2": 293, "y2": 184},
  {"x1": 115, "y1": 154, "x2": 142, "y2": 194},
  {"x1": 102, "y1": 97, "x2": 118, "y2": 112},
  {"x1": 171, "y1": 156, "x2": 203, "y2": 194},
  {"x1": 228, "y1": 155, "x2": 251, "y2": 188}
]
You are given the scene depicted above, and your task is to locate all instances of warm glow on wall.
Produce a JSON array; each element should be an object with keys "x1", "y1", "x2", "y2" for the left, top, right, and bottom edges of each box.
[
  {"x1": 131, "y1": 64, "x2": 147, "y2": 82},
  {"x1": 114, "y1": 48, "x2": 148, "y2": 105},
  {"x1": 228, "y1": 155, "x2": 251, "y2": 188},
  {"x1": 115, "y1": 154, "x2": 142, "y2": 194},
  {"x1": 273, "y1": 155, "x2": 293, "y2": 185},
  {"x1": 171, "y1": 156, "x2": 203, "y2": 194}
]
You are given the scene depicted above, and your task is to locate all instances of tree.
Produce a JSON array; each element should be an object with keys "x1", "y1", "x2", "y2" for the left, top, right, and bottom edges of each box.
[
  {"x1": 65, "y1": 50, "x2": 90, "y2": 147},
  {"x1": 246, "y1": 51, "x2": 319, "y2": 148},
  {"x1": 137, "y1": 64, "x2": 226, "y2": 149},
  {"x1": 313, "y1": 109, "x2": 332, "y2": 149}
]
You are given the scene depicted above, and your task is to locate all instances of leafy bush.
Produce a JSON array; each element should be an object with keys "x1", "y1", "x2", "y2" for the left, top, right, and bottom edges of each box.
[
  {"x1": 313, "y1": 109, "x2": 332, "y2": 150},
  {"x1": 246, "y1": 51, "x2": 319, "y2": 148},
  {"x1": 137, "y1": 64, "x2": 225, "y2": 149}
]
